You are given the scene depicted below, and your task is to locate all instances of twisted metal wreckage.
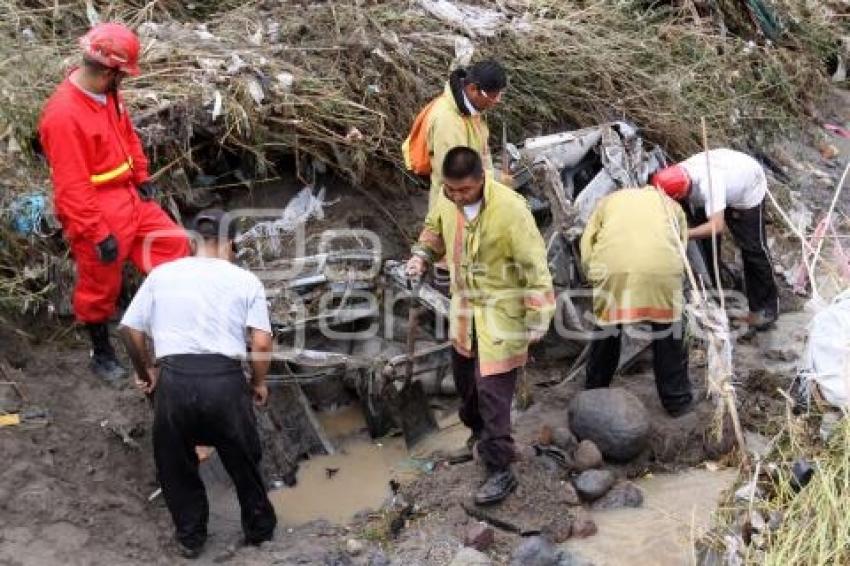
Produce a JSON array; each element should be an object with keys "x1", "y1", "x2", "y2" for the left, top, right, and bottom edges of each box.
[{"x1": 252, "y1": 122, "x2": 716, "y2": 484}]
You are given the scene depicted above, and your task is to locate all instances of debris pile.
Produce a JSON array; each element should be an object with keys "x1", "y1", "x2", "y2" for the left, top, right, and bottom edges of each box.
[{"x1": 0, "y1": 0, "x2": 846, "y2": 312}]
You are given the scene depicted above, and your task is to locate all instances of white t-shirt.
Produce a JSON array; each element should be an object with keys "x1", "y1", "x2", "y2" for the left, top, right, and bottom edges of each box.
[
  {"x1": 121, "y1": 257, "x2": 271, "y2": 359},
  {"x1": 463, "y1": 199, "x2": 482, "y2": 221},
  {"x1": 680, "y1": 149, "x2": 767, "y2": 216}
]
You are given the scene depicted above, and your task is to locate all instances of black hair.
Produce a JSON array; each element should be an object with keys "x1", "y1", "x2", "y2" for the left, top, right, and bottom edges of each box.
[
  {"x1": 466, "y1": 60, "x2": 507, "y2": 92},
  {"x1": 442, "y1": 146, "x2": 484, "y2": 181},
  {"x1": 191, "y1": 209, "x2": 238, "y2": 241},
  {"x1": 82, "y1": 55, "x2": 116, "y2": 75}
]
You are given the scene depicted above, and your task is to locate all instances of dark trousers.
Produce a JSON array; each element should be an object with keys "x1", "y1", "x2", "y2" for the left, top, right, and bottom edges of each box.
[
  {"x1": 690, "y1": 200, "x2": 778, "y2": 315},
  {"x1": 585, "y1": 323, "x2": 692, "y2": 414},
  {"x1": 452, "y1": 348, "x2": 518, "y2": 471},
  {"x1": 725, "y1": 201, "x2": 778, "y2": 315},
  {"x1": 153, "y1": 354, "x2": 276, "y2": 549}
]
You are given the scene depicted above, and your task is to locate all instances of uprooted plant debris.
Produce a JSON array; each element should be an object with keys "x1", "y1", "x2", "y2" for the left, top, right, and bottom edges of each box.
[{"x1": 0, "y1": 0, "x2": 847, "y2": 312}]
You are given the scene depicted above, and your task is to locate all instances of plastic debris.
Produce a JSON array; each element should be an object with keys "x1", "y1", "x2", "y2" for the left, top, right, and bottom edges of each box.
[
  {"x1": 418, "y1": 0, "x2": 506, "y2": 38},
  {"x1": 237, "y1": 186, "x2": 327, "y2": 255},
  {"x1": 799, "y1": 289, "x2": 850, "y2": 408},
  {"x1": 9, "y1": 193, "x2": 47, "y2": 235}
]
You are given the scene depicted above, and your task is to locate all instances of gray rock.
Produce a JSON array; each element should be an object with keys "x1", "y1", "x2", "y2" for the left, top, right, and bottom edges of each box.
[
  {"x1": 591, "y1": 481, "x2": 643, "y2": 510},
  {"x1": 510, "y1": 535, "x2": 594, "y2": 566},
  {"x1": 562, "y1": 481, "x2": 581, "y2": 505},
  {"x1": 510, "y1": 536, "x2": 558, "y2": 566},
  {"x1": 573, "y1": 469, "x2": 615, "y2": 501},
  {"x1": 569, "y1": 388, "x2": 650, "y2": 461},
  {"x1": 558, "y1": 550, "x2": 594, "y2": 566},
  {"x1": 553, "y1": 426, "x2": 578, "y2": 451},
  {"x1": 574, "y1": 440, "x2": 603, "y2": 471},
  {"x1": 367, "y1": 550, "x2": 391, "y2": 566},
  {"x1": 449, "y1": 547, "x2": 492, "y2": 566},
  {"x1": 570, "y1": 509, "x2": 598, "y2": 538},
  {"x1": 346, "y1": 538, "x2": 365, "y2": 556}
]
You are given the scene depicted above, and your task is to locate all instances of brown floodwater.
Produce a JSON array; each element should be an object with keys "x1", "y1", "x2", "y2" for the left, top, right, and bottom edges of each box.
[
  {"x1": 270, "y1": 404, "x2": 468, "y2": 526},
  {"x1": 567, "y1": 468, "x2": 737, "y2": 565},
  {"x1": 270, "y1": 404, "x2": 736, "y2": 565}
]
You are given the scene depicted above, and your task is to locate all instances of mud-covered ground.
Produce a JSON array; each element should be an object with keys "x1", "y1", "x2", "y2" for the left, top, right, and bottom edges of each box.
[
  {"x1": 3, "y1": 90, "x2": 850, "y2": 565},
  {"x1": 0, "y1": 314, "x2": 810, "y2": 566}
]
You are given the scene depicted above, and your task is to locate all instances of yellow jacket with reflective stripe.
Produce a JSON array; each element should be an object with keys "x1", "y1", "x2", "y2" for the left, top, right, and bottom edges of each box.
[
  {"x1": 413, "y1": 178, "x2": 555, "y2": 376},
  {"x1": 580, "y1": 187, "x2": 687, "y2": 324},
  {"x1": 423, "y1": 84, "x2": 494, "y2": 210}
]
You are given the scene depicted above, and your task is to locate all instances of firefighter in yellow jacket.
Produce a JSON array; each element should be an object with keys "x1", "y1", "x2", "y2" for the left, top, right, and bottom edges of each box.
[
  {"x1": 402, "y1": 61, "x2": 506, "y2": 210},
  {"x1": 406, "y1": 146, "x2": 555, "y2": 505},
  {"x1": 580, "y1": 186, "x2": 693, "y2": 416}
]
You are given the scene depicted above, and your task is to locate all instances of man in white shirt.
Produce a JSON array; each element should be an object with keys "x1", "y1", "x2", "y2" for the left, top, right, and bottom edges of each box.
[
  {"x1": 120, "y1": 209, "x2": 276, "y2": 558},
  {"x1": 652, "y1": 149, "x2": 779, "y2": 330}
]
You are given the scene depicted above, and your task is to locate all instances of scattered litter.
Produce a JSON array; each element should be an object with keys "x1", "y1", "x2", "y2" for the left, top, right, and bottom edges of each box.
[
  {"x1": 237, "y1": 186, "x2": 328, "y2": 255},
  {"x1": 734, "y1": 480, "x2": 761, "y2": 502},
  {"x1": 824, "y1": 123, "x2": 850, "y2": 139},
  {"x1": 9, "y1": 192, "x2": 47, "y2": 235},
  {"x1": 246, "y1": 77, "x2": 265, "y2": 105},
  {"x1": 276, "y1": 72, "x2": 294, "y2": 92},
  {"x1": 819, "y1": 411, "x2": 842, "y2": 442},
  {"x1": 100, "y1": 419, "x2": 141, "y2": 450},
  {"x1": 0, "y1": 407, "x2": 49, "y2": 428},
  {"x1": 417, "y1": 0, "x2": 507, "y2": 38},
  {"x1": 799, "y1": 289, "x2": 850, "y2": 408},
  {"x1": 453, "y1": 36, "x2": 474, "y2": 68},
  {"x1": 0, "y1": 413, "x2": 21, "y2": 427},
  {"x1": 789, "y1": 460, "x2": 815, "y2": 492},
  {"x1": 211, "y1": 90, "x2": 223, "y2": 121}
]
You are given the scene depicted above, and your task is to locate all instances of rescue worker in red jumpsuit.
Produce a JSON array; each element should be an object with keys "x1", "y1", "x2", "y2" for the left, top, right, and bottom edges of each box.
[{"x1": 39, "y1": 23, "x2": 189, "y2": 383}]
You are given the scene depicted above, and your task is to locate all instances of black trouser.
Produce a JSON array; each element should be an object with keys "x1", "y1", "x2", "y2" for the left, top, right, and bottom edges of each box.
[
  {"x1": 452, "y1": 348, "x2": 518, "y2": 471},
  {"x1": 725, "y1": 201, "x2": 778, "y2": 315},
  {"x1": 689, "y1": 200, "x2": 778, "y2": 315},
  {"x1": 585, "y1": 322, "x2": 692, "y2": 414},
  {"x1": 153, "y1": 354, "x2": 276, "y2": 549}
]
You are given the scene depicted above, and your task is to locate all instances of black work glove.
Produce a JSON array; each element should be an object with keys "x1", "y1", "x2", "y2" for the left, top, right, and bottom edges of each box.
[
  {"x1": 96, "y1": 234, "x2": 119, "y2": 264},
  {"x1": 137, "y1": 180, "x2": 157, "y2": 201}
]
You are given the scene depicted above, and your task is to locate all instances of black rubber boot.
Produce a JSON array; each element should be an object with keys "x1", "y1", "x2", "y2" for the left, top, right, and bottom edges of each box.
[
  {"x1": 86, "y1": 323, "x2": 129, "y2": 384},
  {"x1": 474, "y1": 468, "x2": 518, "y2": 506}
]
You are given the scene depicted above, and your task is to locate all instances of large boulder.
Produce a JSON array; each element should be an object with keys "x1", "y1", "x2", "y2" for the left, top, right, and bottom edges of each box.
[{"x1": 568, "y1": 388, "x2": 650, "y2": 462}]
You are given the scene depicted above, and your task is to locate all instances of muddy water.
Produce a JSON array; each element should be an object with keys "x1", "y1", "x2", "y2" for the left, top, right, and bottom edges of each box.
[
  {"x1": 270, "y1": 404, "x2": 467, "y2": 526},
  {"x1": 568, "y1": 468, "x2": 737, "y2": 565}
]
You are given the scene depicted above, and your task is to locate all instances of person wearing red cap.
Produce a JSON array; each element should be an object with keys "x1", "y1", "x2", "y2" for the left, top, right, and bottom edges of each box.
[
  {"x1": 39, "y1": 23, "x2": 189, "y2": 383},
  {"x1": 651, "y1": 149, "x2": 778, "y2": 330}
]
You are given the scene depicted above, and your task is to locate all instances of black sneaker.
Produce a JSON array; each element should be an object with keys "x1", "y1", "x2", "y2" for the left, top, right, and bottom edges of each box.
[
  {"x1": 474, "y1": 468, "x2": 518, "y2": 505},
  {"x1": 90, "y1": 353, "x2": 129, "y2": 385}
]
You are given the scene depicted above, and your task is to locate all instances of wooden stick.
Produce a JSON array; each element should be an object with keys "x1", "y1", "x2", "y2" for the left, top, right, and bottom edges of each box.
[{"x1": 700, "y1": 117, "x2": 725, "y2": 312}]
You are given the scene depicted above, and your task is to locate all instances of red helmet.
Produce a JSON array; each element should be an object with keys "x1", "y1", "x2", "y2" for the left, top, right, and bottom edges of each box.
[
  {"x1": 79, "y1": 23, "x2": 141, "y2": 76},
  {"x1": 650, "y1": 165, "x2": 691, "y2": 200}
]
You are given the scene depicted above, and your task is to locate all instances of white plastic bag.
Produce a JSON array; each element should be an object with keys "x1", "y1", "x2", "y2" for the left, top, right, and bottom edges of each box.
[{"x1": 801, "y1": 289, "x2": 850, "y2": 408}]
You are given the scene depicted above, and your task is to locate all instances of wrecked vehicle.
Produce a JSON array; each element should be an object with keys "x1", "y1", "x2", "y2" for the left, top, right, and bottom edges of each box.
[{"x1": 250, "y1": 122, "x2": 711, "y2": 484}]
